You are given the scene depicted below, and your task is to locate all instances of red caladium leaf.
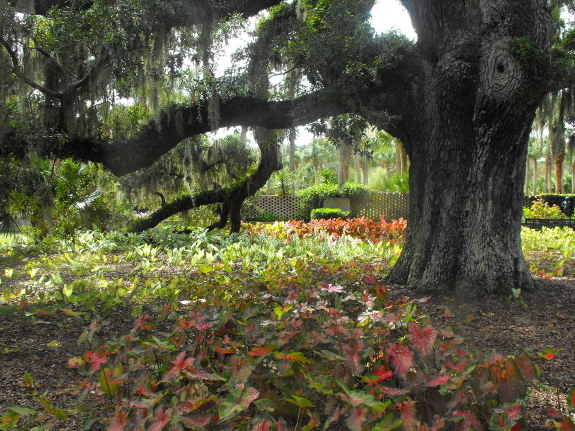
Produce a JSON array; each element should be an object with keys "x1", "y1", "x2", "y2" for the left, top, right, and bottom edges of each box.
[
  {"x1": 248, "y1": 345, "x2": 276, "y2": 357},
  {"x1": 438, "y1": 328, "x2": 456, "y2": 338},
  {"x1": 446, "y1": 388, "x2": 469, "y2": 412},
  {"x1": 88, "y1": 349, "x2": 108, "y2": 373},
  {"x1": 567, "y1": 386, "x2": 575, "y2": 409},
  {"x1": 323, "y1": 406, "x2": 345, "y2": 430},
  {"x1": 514, "y1": 352, "x2": 539, "y2": 383},
  {"x1": 363, "y1": 274, "x2": 378, "y2": 284},
  {"x1": 130, "y1": 383, "x2": 155, "y2": 398},
  {"x1": 424, "y1": 376, "x2": 450, "y2": 387},
  {"x1": 386, "y1": 343, "x2": 414, "y2": 380},
  {"x1": 213, "y1": 346, "x2": 236, "y2": 355},
  {"x1": 380, "y1": 387, "x2": 410, "y2": 399},
  {"x1": 397, "y1": 400, "x2": 418, "y2": 431},
  {"x1": 370, "y1": 365, "x2": 394, "y2": 385},
  {"x1": 546, "y1": 406, "x2": 564, "y2": 420},
  {"x1": 273, "y1": 351, "x2": 309, "y2": 376},
  {"x1": 131, "y1": 314, "x2": 150, "y2": 332},
  {"x1": 451, "y1": 411, "x2": 483, "y2": 431},
  {"x1": 489, "y1": 360, "x2": 527, "y2": 404},
  {"x1": 177, "y1": 394, "x2": 217, "y2": 414},
  {"x1": 319, "y1": 282, "x2": 345, "y2": 293},
  {"x1": 175, "y1": 413, "x2": 211, "y2": 428},
  {"x1": 489, "y1": 402, "x2": 524, "y2": 431},
  {"x1": 108, "y1": 408, "x2": 129, "y2": 431},
  {"x1": 78, "y1": 318, "x2": 101, "y2": 345},
  {"x1": 408, "y1": 323, "x2": 437, "y2": 357},
  {"x1": 194, "y1": 321, "x2": 215, "y2": 331},
  {"x1": 301, "y1": 413, "x2": 321, "y2": 431},
  {"x1": 538, "y1": 348, "x2": 563, "y2": 360},
  {"x1": 554, "y1": 416, "x2": 575, "y2": 431},
  {"x1": 345, "y1": 406, "x2": 368, "y2": 431},
  {"x1": 146, "y1": 407, "x2": 172, "y2": 431},
  {"x1": 225, "y1": 355, "x2": 257, "y2": 387},
  {"x1": 250, "y1": 419, "x2": 272, "y2": 431},
  {"x1": 161, "y1": 352, "x2": 195, "y2": 382},
  {"x1": 342, "y1": 339, "x2": 364, "y2": 376}
]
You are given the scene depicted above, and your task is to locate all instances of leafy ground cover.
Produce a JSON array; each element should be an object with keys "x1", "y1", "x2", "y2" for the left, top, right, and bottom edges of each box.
[{"x1": 0, "y1": 219, "x2": 573, "y2": 430}]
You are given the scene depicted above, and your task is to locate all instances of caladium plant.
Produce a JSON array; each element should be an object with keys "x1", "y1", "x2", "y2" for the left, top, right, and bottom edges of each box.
[{"x1": 2, "y1": 220, "x2": 569, "y2": 431}]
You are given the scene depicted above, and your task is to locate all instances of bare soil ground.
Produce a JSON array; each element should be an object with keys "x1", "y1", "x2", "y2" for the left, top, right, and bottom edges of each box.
[{"x1": 0, "y1": 253, "x2": 573, "y2": 430}]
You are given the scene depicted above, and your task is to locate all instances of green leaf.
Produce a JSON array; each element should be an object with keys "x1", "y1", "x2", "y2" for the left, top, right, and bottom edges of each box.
[
  {"x1": 218, "y1": 385, "x2": 260, "y2": 422},
  {"x1": 286, "y1": 395, "x2": 315, "y2": 408},
  {"x1": 23, "y1": 372, "x2": 34, "y2": 389},
  {"x1": 0, "y1": 411, "x2": 20, "y2": 429},
  {"x1": 99, "y1": 368, "x2": 121, "y2": 397},
  {"x1": 62, "y1": 284, "x2": 74, "y2": 298},
  {"x1": 273, "y1": 304, "x2": 293, "y2": 321},
  {"x1": 553, "y1": 415, "x2": 575, "y2": 431},
  {"x1": 8, "y1": 407, "x2": 37, "y2": 415},
  {"x1": 373, "y1": 413, "x2": 403, "y2": 431},
  {"x1": 337, "y1": 381, "x2": 382, "y2": 407},
  {"x1": 567, "y1": 387, "x2": 575, "y2": 410}
]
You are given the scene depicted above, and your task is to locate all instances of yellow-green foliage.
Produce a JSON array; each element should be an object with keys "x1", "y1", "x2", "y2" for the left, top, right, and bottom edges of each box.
[{"x1": 523, "y1": 199, "x2": 566, "y2": 219}]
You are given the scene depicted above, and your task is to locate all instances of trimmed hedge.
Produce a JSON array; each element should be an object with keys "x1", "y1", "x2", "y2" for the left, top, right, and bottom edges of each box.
[
  {"x1": 296, "y1": 182, "x2": 367, "y2": 221},
  {"x1": 310, "y1": 208, "x2": 351, "y2": 220}
]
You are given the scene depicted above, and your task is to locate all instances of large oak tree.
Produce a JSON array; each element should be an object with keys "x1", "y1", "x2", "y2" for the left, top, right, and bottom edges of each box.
[{"x1": 0, "y1": 0, "x2": 561, "y2": 299}]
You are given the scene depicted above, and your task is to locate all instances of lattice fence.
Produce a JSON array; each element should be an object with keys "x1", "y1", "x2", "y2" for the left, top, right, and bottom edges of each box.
[
  {"x1": 257, "y1": 195, "x2": 303, "y2": 220},
  {"x1": 352, "y1": 191, "x2": 409, "y2": 221},
  {"x1": 255, "y1": 192, "x2": 409, "y2": 221}
]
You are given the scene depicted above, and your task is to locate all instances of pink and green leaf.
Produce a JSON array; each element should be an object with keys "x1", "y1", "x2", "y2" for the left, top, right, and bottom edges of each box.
[
  {"x1": 397, "y1": 400, "x2": 418, "y2": 431},
  {"x1": 345, "y1": 406, "x2": 368, "y2": 431},
  {"x1": 489, "y1": 360, "x2": 527, "y2": 404},
  {"x1": 108, "y1": 408, "x2": 129, "y2": 431},
  {"x1": 386, "y1": 343, "x2": 414, "y2": 380},
  {"x1": 566, "y1": 386, "x2": 575, "y2": 410},
  {"x1": 408, "y1": 322, "x2": 437, "y2": 357},
  {"x1": 146, "y1": 406, "x2": 172, "y2": 431},
  {"x1": 553, "y1": 416, "x2": 575, "y2": 431},
  {"x1": 451, "y1": 411, "x2": 483, "y2": 431}
]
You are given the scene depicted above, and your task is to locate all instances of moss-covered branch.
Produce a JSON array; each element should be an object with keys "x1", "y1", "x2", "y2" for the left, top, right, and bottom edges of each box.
[{"x1": 127, "y1": 128, "x2": 282, "y2": 233}]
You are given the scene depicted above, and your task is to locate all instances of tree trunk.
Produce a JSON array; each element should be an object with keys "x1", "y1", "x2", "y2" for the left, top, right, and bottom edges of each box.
[
  {"x1": 555, "y1": 154, "x2": 565, "y2": 194},
  {"x1": 525, "y1": 159, "x2": 530, "y2": 195},
  {"x1": 395, "y1": 141, "x2": 403, "y2": 177},
  {"x1": 544, "y1": 155, "x2": 552, "y2": 193},
  {"x1": 387, "y1": 0, "x2": 552, "y2": 299},
  {"x1": 354, "y1": 154, "x2": 362, "y2": 184},
  {"x1": 533, "y1": 158, "x2": 538, "y2": 194},
  {"x1": 338, "y1": 140, "x2": 352, "y2": 186}
]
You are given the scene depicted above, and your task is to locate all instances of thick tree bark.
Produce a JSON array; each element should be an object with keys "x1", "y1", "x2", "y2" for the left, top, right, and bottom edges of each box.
[{"x1": 386, "y1": 0, "x2": 553, "y2": 299}]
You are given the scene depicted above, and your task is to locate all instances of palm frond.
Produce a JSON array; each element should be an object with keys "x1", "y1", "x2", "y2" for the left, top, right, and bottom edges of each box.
[{"x1": 0, "y1": 213, "x2": 21, "y2": 237}]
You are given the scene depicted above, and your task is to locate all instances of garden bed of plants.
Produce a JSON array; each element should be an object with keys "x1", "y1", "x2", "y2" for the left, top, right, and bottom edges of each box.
[{"x1": 0, "y1": 218, "x2": 574, "y2": 430}]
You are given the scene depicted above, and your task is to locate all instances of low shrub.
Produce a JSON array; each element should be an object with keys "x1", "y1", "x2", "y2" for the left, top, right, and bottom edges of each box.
[
  {"x1": 523, "y1": 199, "x2": 566, "y2": 219},
  {"x1": 296, "y1": 183, "x2": 367, "y2": 221},
  {"x1": 310, "y1": 208, "x2": 351, "y2": 220},
  {"x1": 3, "y1": 261, "x2": 548, "y2": 431}
]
